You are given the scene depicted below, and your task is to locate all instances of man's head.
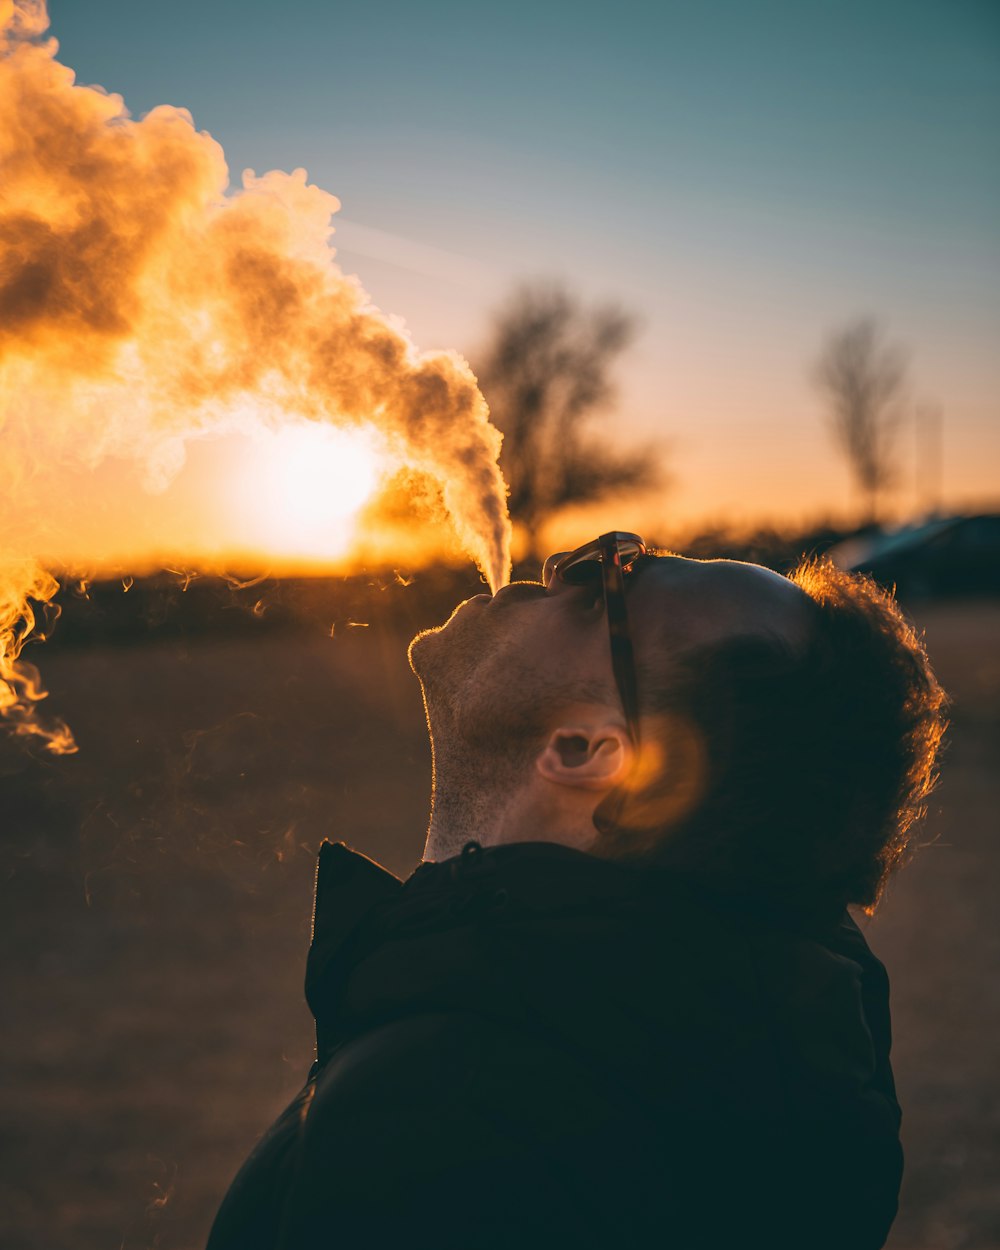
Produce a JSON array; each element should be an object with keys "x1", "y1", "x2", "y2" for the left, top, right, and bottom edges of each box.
[{"x1": 409, "y1": 538, "x2": 945, "y2": 912}]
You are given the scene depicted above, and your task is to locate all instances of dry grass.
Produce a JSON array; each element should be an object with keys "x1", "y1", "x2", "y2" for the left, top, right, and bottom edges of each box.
[{"x1": 0, "y1": 600, "x2": 997, "y2": 1249}]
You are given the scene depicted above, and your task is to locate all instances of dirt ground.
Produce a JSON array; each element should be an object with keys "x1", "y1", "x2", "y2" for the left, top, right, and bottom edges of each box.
[{"x1": 1, "y1": 597, "x2": 997, "y2": 1249}]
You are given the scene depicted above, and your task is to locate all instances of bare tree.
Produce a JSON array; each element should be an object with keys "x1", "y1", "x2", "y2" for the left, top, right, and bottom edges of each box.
[
  {"x1": 475, "y1": 281, "x2": 662, "y2": 558},
  {"x1": 814, "y1": 319, "x2": 906, "y2": 525}
]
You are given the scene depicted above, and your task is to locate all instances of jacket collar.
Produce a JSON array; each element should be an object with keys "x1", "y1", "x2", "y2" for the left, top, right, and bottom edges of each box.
[
  {"x1": 310, "y1": 840, "x2": 403, "y2": 950},
  {"x1": 305, "y1": 841, "x2": 402, "y2": 1047},
  {"x1": 306, "y1": 841, "x2": 620, "y2": 972},
  {"x1": 307, "y1": 839, "x2": 641, "y2": 961},
  {"x1": 303, "y1": 839, "x2": 639, "y2": 1049},
  {"x1": 303, "y1": 837, "x2": 852, "y2": 1062}
]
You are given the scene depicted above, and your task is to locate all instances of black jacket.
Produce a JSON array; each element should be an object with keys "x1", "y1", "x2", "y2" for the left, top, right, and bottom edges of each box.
[{"x1": 207, "y1": 840, "x2": 903, "y2": 1249}]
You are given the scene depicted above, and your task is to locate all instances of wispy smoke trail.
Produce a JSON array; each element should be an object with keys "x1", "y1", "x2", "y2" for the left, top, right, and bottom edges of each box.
[{"x1": 0, "y1": 0, "x2": 511, "y2": 750}]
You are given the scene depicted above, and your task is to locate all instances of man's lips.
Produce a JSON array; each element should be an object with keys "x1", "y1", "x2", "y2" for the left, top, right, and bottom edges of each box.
[
  {"x1": 488, "y1": 581, "x2": 547, "y2": 608},
  {"x1": 449, "y1": 582, "x2": 546, "y2": 621}
]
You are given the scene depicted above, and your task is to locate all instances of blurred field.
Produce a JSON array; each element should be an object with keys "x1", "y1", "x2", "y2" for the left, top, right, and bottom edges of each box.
[{"x1": 1, "y1": 593, "x2": 998, "y2": 1250}]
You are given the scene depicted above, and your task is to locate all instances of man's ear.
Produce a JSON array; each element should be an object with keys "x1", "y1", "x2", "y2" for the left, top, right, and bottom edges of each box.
[{"x1": 535, "y1": 723, "x2": 633, "y2": 792}]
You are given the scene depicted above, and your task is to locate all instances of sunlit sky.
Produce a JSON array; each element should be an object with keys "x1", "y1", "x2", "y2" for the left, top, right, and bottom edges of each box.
[{"x1": 46, "y1": 0, "x2": 999, "y2": 545}]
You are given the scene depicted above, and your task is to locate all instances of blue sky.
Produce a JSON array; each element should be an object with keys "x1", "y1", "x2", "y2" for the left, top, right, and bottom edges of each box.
[{"x1": 47, "y1": 0, "x2": 1000, "y2": 530}]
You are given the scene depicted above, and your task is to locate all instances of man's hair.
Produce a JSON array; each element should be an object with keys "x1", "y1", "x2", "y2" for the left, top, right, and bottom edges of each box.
[{"x1": 596, "y1": 558, "x2": 947, "y2": 913}]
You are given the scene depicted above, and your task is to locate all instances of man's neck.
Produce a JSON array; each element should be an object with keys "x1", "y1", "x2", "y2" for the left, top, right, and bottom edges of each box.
[
  {"x1": 422, "y1": 768, "x2": 597, "y2": 863},
  {"x1": 418, "y1": 716, "x2": 600, "y2": 862},
  {"x1": 422, "y1": 770, "x2": 512, "y2": 862}
]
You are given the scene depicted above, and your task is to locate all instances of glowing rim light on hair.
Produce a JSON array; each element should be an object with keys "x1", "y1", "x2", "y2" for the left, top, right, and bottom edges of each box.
[{"x1": 229, "y1": 421, "x2": 384, "y2": 564}]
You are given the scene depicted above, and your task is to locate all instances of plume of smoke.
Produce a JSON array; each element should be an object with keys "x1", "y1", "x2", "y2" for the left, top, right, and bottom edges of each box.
[
  {"x1": 0, "y1": 558, "x2": 75, "y2": 752},
  {"x1": 0, "y1": 1, "x2": 511, "y2": 750}
]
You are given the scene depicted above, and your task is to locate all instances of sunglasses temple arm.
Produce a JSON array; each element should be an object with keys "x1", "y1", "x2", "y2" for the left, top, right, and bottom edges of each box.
[
  {"x1": 610, "y1": 633, "x2": 641, "y2": 746},
  {"x1": 603, "y1": 550, "x2": 641, "y2": 747}
]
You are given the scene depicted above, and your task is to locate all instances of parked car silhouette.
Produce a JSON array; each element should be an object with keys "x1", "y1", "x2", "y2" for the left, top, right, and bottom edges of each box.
[{"x1": 830, "y1": 514, "x2": 1000, "y2": 597}]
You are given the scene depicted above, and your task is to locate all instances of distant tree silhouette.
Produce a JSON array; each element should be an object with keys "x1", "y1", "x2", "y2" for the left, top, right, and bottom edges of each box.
[
  {"x1": 475, "y1": 281, "x2": 662, "y2": 558},
  {"x1": 814, "y1": 319, "x2": 906, "y2": 526}
]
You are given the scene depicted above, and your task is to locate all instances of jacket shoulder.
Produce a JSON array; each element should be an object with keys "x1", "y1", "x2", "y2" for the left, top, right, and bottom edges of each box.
[{"x1": 279, "y1": 1009, "x2": 631, "y2": 1248}]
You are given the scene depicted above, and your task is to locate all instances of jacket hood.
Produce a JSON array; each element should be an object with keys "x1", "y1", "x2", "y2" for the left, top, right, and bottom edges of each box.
[
  {"x1": 305, "y1": 838, "x2": 899, "y2": 1134},
  {"x1": 208, "y1": 838, "x2": 903, "y2": 1250}
]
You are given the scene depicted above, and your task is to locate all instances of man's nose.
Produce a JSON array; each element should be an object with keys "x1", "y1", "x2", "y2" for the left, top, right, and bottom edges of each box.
[{"x1": 542, "y1": 552, "x2": 572, "y2": 588}]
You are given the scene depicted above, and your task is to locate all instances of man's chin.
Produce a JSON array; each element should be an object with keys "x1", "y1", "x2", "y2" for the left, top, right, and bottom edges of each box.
[
  {"x1": 407, "y1": 594, "x2": 489, "y2": 678},
  {"x1": 407, "y1": 624, "x2": 441, "y2": 677}
]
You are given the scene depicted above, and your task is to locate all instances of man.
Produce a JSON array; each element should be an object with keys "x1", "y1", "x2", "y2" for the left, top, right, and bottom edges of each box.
[{"x1": 207, "y1": 533, "x2": 945, "y2": 1250}]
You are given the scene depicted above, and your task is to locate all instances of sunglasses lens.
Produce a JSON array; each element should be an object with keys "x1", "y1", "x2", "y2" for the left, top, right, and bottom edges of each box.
[
  {"x1": 559, "y1": 556, "x2": 603, "y2": 585},
  {"x1": 550, "y1": 534, "x2": 645, "y2": 585},
  {"x1": 618, "y1": 541, "x2": 644, "y2": 571}
]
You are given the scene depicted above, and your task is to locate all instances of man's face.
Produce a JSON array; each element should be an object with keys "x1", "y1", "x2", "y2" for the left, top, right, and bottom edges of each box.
[{"x1": 409, "y1": 551, "x2": 815, "y2": 742}]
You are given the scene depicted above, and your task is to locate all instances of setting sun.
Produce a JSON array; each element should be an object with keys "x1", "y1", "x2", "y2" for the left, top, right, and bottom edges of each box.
[{"x1": 229, "y1": 422, "x2": 385, "y2": 564}]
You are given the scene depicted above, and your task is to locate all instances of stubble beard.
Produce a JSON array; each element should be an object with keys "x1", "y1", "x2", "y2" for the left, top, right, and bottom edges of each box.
[{"x1": 409, "y1": 624, "x2": 548, "y2": 861}]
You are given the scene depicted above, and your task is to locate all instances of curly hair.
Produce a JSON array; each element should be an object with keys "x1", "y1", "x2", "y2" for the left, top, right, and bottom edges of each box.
[{"x1": 596, "y1": 559, "x2": 947, "y2": 914}]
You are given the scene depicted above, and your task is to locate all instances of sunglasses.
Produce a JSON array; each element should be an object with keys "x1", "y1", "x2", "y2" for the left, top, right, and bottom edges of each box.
[{"x1": 544, "y1": 532, "x2": 647, "y2": 746}]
